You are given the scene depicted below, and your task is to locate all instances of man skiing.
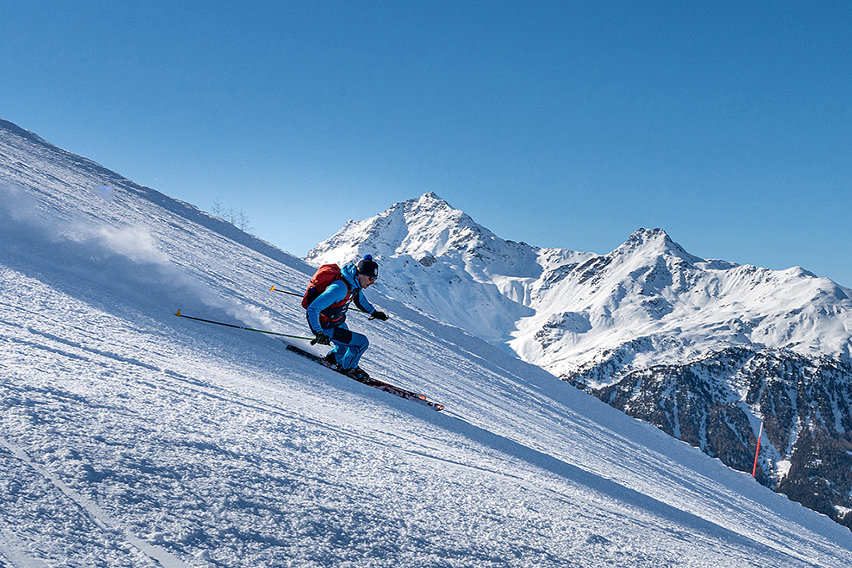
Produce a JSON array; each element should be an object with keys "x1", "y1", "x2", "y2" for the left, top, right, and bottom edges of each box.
[{"x1": 304, "y1": 255, "x2": 388, "y2": 379}]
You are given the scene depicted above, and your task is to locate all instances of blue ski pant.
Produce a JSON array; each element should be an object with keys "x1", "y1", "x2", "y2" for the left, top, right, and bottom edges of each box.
[{"x1": 327, "y1": 323, "x2": 369, "y2": 370}]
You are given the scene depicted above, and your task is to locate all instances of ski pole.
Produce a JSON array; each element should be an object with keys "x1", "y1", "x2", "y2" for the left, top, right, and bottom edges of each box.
[
  {"x1": 174, "y1": 309, "x2": 314, "y2": 341},
  {"x1": 269, "y1": 285, "x2": 301, "y2": 298},
  {"x1": 269, "y1": 285, "x2": 369, "y2": 314}
]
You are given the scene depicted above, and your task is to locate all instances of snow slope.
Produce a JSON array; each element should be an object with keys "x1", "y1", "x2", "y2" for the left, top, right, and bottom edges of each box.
[{"x1": 2, "y1": 119, "x2": 852, "y2": 567}]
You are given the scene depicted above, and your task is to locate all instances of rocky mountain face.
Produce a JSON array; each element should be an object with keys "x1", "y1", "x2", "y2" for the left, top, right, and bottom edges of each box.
[
  {"x1": 309, "y1": 192, "x2": 852, "y2": 529},
  {"x1": 576, "y1": 348, "x2": 852, "y2": 527}
]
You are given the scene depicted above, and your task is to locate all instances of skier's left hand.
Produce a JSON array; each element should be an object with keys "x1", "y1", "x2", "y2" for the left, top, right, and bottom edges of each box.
[
  {"x1": 371, "y1": 311, "x2": 388, "y2": 321},
  {"x1": 312, "y1": 331, "x2": 332, "y2": 345}
]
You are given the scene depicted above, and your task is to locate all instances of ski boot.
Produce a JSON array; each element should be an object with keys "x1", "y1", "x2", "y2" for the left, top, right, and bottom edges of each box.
[
  {"x1": 324, "y1": 351, "x2": 341, "y2": 371},
  {"x1": 344, "y1": 367, "x2": 371, "y2": 381}
]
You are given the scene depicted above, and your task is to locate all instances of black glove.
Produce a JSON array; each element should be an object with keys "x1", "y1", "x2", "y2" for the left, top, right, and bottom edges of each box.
[
  {"x1": 371, "y1": 311, "x2": 388, "y2": 321},
  {"x1": 312, "y1": 331, "x2": 332, "y2": 345}
]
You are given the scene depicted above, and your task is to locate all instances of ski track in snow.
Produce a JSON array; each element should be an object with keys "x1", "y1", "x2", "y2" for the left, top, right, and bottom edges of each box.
[
  {"x1": 0, "y1": 436, "x2": 186, "y2": 568},
  {"x1": 2, "y1": 124, "x2": 852, "y2": 566}
]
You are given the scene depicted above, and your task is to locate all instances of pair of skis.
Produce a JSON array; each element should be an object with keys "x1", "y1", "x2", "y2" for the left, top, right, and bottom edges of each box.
[
  {"x1": 283, "y1": 343, "x2": 445, "y2": 412},
  {"x1": 175, "y1": 304, "x2": 446, "y2": 412}
]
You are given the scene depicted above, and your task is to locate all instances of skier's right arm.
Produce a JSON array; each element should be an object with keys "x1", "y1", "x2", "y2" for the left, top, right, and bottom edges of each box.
[{"x1": 305, "y1": 281, "x2": 348, "y2": 334}]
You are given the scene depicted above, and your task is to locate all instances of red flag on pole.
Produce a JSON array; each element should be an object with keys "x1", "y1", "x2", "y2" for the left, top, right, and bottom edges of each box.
[{"x1": 752, "y1": 420, "x2": 764, "y2": 478}]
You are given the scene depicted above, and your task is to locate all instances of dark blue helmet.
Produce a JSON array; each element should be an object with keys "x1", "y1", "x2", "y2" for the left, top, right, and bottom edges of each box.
[{"x1": 356, "y1": 254, "x2": 379, "y2": 279}]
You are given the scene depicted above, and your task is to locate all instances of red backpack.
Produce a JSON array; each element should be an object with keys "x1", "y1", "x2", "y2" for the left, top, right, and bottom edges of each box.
[{"x1": 302, "y1": 264, "x2": 352, "y2": 309}]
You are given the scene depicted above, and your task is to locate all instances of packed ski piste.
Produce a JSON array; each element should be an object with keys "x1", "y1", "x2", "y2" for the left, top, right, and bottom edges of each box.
[{"x1": 178, "y1": 254, "x2": 445, "y2": 411}]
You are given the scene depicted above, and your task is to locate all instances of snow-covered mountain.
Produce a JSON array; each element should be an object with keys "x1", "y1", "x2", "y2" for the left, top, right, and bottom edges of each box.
[
  {"x1": 307, "y1": 192, "x2": 593, "y2": 345},
  {"x1": 309, "y1": 193, "x2": 852, "y2": 370},
  {"x1": 4, "y1": 118, "x2": 852, "y2": 566},
  {"x1": 308, "y1": 192, "x2": 852, "y2": 529}
]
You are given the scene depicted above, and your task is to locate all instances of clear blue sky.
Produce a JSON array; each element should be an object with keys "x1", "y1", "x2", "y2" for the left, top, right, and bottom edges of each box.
[{"x1": 3, "y1": 1, "x2": 851, "y2": 286}]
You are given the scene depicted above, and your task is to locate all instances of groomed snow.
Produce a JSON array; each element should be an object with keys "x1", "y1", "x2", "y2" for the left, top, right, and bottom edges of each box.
[{"x1": 2, "y1": 122, "x2": 852, "y2": 566}]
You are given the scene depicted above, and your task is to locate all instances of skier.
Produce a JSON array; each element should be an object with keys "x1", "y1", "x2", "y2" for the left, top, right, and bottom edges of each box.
[{"x1": 304, "y1": 255, "x2": 388, "y2": 379}]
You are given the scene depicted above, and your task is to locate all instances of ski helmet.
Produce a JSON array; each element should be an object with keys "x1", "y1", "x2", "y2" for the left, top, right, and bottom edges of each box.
[{"x1": 356, "y1": 254, "x2": 379, "y2": 279}]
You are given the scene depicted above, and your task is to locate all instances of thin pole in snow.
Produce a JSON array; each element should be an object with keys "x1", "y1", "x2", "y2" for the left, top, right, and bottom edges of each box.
[
  {"x1": 174, "y1": 308, "x2": 313, "y2": 341},
  {"x1": 752, "y1": 420, "x2": 764, "y2": 478}
]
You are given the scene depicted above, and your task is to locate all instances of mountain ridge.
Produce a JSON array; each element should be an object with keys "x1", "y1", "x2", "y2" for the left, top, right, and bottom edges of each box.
[{"x1": 309, "y1": 192, "x2": 852, "y2": 366}]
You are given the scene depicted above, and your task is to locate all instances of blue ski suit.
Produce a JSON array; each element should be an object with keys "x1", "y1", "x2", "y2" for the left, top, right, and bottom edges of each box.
[{"x1": 305, "y1": 263, "x2": 376, "y2": 370}]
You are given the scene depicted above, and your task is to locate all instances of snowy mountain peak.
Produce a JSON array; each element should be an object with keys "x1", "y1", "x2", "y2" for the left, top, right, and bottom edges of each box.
[
  {"x1": 308, "y1": 192, "x2": 530, "y2": 272},
  {"x1": 392, "y1": 191, "x2": 455, "y2": 224},
  {"x1": 307, "y1": 193, "x2": 560, "y2": 343},
  {"x1": 399, "y1": 193, "x2": 495, "y2": 255},
  {"x1": 624, "y1": 227, "x2": 674, "y2": 250},
  {"x1": 615, "y1": 227, "x2": 702, "y2": 264},
  {"x1": 412, "y1": 190, "x2": 450, "y2": 209}
]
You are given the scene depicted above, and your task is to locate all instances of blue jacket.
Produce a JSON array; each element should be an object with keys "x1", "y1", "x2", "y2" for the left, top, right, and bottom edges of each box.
[{"x1": 306, "y1": 263, "x2": 375, "y2": 334}]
